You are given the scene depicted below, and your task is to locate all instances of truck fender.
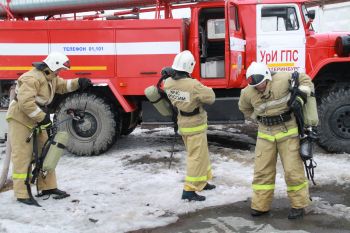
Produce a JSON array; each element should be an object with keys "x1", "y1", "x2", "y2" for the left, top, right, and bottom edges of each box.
[
  {"x1": 308, "y1": 57, "x2": 350, "y2": 79},
  {"x1": 92, "y1": 80, "x2": 136, "y2": 113}
]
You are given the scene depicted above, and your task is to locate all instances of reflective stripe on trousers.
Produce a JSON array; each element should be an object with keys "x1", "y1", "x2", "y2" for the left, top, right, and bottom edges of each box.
[
  {"x1": 183, "y1": 132, "x2": 212, "y2": 191},
  {"x1": 12, "y1": 173, "x2": 28, "y2": 179},
  {"x1": 252, "y1": 183, "x2": 275, "y2": 191},
  {"x1": 185, "y1": 165, "x2": 211, "y2": 182},
  {"x1": 179, "y1": 123, "x2": 207, "y2": 134},
  {"x1": 253, "y1": 181, "x2": 308, "y2": 192},
  {"x1": 287, "y1": 180, "x2": 308, "y2": 192}
]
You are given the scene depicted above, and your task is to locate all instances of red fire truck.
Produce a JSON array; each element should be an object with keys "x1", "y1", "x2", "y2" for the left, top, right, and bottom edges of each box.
[{"x1": 0, "y1": 0, "x2": 349, "y2": 156}]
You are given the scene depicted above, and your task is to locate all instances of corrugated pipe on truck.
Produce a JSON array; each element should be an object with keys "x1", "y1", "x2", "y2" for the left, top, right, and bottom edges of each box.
[{"x1": 0, "y1": 0, "x2": 198, "y2": 18}]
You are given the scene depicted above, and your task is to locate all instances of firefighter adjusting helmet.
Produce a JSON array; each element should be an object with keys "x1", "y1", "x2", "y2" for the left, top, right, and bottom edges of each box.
[
  {"x1": 246, "y1": 62, "x2": 272, "y2": 86},
  {"x1": 43, "y1": 52, "x2": 70, "y2": 72},
  {"x1": 172, "y1": 50, "x2": 196, "y2": 74}
]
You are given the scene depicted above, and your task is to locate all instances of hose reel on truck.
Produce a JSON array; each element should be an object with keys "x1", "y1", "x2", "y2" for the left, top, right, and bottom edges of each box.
[{"x1": 0, "y1": 0, "x2": 201, "y2": 18}]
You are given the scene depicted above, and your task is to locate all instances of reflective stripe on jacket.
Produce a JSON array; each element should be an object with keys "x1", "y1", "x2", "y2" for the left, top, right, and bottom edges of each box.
[
  {"x1": 6, "y1": 67, "x2": 79, "y2": 128},
  {"x1": 258, "y1": 127, "x2": 298, "y2": 142},
  {"x1": 238, "y1": 72, "x2": 313, "y2": 120},
  {"x1": 164, "y1": 77, "x2": 215, "y2": 135},
  {"x1": 238, "y1": 72, "x2": 313, "y2": 141}
]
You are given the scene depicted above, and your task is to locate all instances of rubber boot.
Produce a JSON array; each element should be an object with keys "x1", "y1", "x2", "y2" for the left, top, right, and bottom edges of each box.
[
  {"x1": 203, "y1": 183, "x2": 216, "y2": 190},
  {"x1": 39, "y1": 188, "x2": 70, "y2": 199},
  {"x1": 17, "y1": 198, "x2": 41, "y2": 207},
  {"x1": 251, "y1": 208, "x2": 269, "y2": 217},
  {"x1": 288, "y1": 208, "x2": 304, "y2": 219},
  {"x1": 181, "y1": 190, "x2": 206, "y2": 201}
]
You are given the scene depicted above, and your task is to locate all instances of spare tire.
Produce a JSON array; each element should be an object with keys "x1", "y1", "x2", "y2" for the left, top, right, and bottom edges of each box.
[
  {"x1": 55, "y1": 93, "x2": 119, "y2": 156},
  {"x1": 335, "y1": 35, "x2": 350, "y2": 57},
  {"x1": 317, "y1": 88, "x2": 350, "y2": 153}
]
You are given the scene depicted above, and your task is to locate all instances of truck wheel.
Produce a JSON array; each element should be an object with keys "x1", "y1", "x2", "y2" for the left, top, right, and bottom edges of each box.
[
  {"x1": 55, "y1": 93, "x2": 118, "y2": 156},
  {"x1": 317, "y1": 88, "x2": 350, "y2": 153}
]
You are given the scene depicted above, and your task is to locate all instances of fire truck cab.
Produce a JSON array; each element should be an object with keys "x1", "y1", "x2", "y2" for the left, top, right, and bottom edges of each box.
[{"x1": 0, "y1": 0, "x2": 349, "y2": 155}]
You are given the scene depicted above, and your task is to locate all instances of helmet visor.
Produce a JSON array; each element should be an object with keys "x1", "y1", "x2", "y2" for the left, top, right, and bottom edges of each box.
[
  {"x1": 63, "y1": 60, "x2": 71, "y2": 69},
  {"x1": 247, "y1": 74, "x2": 265, "y2": 86}
]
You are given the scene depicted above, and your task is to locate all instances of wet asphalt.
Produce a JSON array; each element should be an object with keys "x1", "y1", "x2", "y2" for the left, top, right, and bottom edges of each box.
[
  {"x1": 132, "y1": 184, "x2": 350, "y2": 233},
  {"x1": 130, "y1": 124, "x2": 350, "y2": 233}
]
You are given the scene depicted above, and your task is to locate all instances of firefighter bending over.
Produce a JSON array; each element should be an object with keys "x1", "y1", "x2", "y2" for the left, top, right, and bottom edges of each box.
[
  {"x1": 164, "y1": 50, "x2": 216, "y2": 201},
  {"x1": 6, "y1": 52, "x2": 92, "y2": 206},
  {"x1": 238, "y1": 62, "x2": 313, "y2": 219}
]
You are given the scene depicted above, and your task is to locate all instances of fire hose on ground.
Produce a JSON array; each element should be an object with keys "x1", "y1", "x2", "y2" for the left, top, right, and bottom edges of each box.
[{"x1": 0, "y1": 85, "x2": 15, "y2": 191}]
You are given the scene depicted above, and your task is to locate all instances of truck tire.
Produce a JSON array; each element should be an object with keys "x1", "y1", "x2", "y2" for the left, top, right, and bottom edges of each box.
[
  {"x1": 55, "y1": 93, "x2": 118, "y2": 156},
  {"x1": 317, "y1": 88, "x2": 350, "y2": 153}
]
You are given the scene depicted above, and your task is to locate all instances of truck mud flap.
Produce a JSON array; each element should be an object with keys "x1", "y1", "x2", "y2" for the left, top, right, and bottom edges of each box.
[{"x1": 142, "y1": 97, "x2": 244, "y2": 124}]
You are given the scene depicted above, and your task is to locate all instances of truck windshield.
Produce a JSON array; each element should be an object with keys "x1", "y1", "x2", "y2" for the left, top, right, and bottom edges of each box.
[{"x1": 261, "y1": 6, "x2": 299, "y2": 31}]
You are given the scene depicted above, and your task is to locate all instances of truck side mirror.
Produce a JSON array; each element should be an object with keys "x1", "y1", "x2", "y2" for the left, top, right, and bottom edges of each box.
[
  {"x1": 306, "y1": 10, "x2": 315, "y2": 20},
  {"x1": 305, "y1": 10, "x2": 315, "y2": 33}
]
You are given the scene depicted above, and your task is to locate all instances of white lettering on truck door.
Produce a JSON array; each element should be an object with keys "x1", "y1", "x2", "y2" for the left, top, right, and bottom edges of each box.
[{"x1": 256, "y1": 4, "x2": 306, "y2": 72}]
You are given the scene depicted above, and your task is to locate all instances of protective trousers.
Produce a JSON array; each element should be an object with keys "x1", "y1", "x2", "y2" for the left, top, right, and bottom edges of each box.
[
  {"x1": 182, "y1": 131, "x2": 212, "y2": 191},
  {"x1": 9, "y1": 120, "x2": 57, "y2": 199},
  {"x1": 252, "y1": 136, "x2": 310, "y2": 211}
]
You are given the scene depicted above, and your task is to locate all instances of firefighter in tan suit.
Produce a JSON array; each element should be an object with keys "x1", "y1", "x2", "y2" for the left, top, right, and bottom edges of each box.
[
  {"x1": 238, "y1": 62, "x2": 313, "y2": 219},
  {"x1": 6, "y1": 52, "x2": 92, "y2": 205},
  {"x1": 164, "y1": 50, "x2": 216, "y2": 201}
]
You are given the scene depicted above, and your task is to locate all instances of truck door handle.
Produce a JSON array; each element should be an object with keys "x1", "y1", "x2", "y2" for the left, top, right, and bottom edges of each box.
[
  {"x1": 75, "y1": 72, "x2": 92, "y2": 75},
  {"x1": 140, "y1": 71, "x2": 157, "y2": 75}
]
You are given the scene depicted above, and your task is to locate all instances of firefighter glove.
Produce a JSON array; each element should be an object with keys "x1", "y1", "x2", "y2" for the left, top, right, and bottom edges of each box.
[
  {"x1": 161, "y1": 67, "x2": 175, "y2": 79},
  {"x1": 78, "y1": 78, "x2": 92, "y2": 91},
  {"x1": 38, "y1": 113, "x2": 52, "y2": 128}
]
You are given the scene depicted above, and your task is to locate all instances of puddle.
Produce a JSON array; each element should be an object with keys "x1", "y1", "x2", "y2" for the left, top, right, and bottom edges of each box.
[{"x1": 133, "y1": 184, "x2": 350, "y2": 233}]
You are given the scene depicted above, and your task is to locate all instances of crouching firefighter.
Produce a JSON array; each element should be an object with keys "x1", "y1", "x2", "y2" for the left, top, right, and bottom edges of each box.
[
  {"x1": 6, "y1": 52, "x2": 92, "y2": 206},
  {"x1": 238, "y1": 62, "x2": 313, "y2": 219}
]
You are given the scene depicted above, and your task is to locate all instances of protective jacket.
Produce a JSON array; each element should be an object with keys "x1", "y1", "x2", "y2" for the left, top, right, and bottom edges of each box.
[
  {"x1": 6, "y1": 67, "x2": 79, "y2": 127},
  {"x1": 164, "y1": 77, "x2": 215, "y2": 135},
  {"x1": 239, "y1": 72, "x2": 313, "y2": 142}
]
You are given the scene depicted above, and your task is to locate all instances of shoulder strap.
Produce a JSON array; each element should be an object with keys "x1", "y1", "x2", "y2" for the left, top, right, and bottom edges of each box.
[
  {"x1": 155, "y1": 75, "x2": 178, "y2": 132},
  {"x1": 291, "y1": 71, "x2": 299, "y2": 87}
]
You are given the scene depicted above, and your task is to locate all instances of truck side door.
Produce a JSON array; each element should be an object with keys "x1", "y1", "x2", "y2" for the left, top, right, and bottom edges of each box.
[
  {"x1": 226, "y1": 1, "x2": 246, "y2": 88},
  {"x1": 256, "y1": 4, "x2": 306, "y2": 72}
]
